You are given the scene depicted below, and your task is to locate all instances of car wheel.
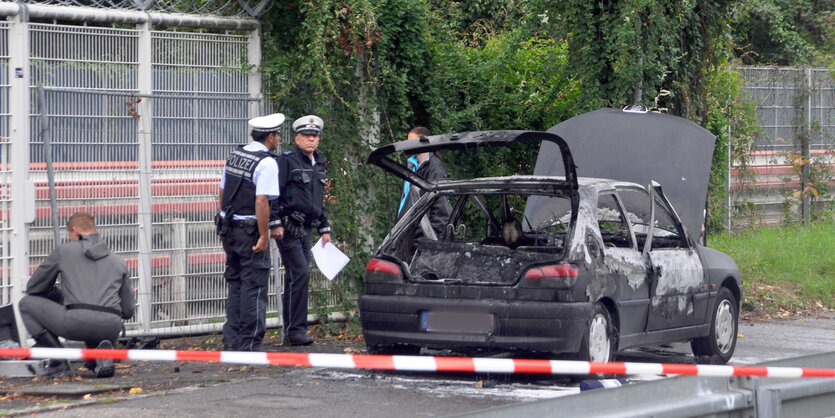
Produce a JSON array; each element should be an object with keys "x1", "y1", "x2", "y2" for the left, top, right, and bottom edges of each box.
[
  {"x1": 578, "y1": 303, "x2": 615, "y2": 363},
  {"x1": 367, "y1": 344, "x2": 421, "y2": 355},
  {"x1": 691, "y1": 287, "x2": 738, "y2": 364}
]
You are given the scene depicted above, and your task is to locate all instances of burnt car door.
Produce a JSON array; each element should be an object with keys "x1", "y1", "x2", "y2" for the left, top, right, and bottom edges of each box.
[
  {"x1": 593, "y1": 190, "x2": 650, "y2": 337},
  {"x1": 639, "y1": 183, "x2": 709, "y2": 330}
]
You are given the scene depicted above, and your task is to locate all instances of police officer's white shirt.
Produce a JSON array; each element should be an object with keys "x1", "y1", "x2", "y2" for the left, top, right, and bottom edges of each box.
[{"x1": 220, "y1": 141, "x2": 279, "y2": 220}]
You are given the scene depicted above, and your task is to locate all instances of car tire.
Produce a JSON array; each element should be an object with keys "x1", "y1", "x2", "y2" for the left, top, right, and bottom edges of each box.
[
  {"x1": 577, "y1": 303, "x2": 615, "y2": 363},
  {"x1": 691, "y1": 287, "x2": 738, "y2": 364},
  {"x1": 367, "y1": 344, "x2": 421, "y2": 355}
]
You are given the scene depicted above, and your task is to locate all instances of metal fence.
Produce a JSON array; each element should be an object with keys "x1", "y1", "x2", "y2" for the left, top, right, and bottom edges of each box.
[
  {"x1": 10, "y1": 0, "x2": 271, "y2": 18},
  {"x1": 2, "y1": 5, "x2": 341, "y2": 342},
  {"x1": 737, "y1": 67, "x2": 834, "y2": 150},
  {"x1": 0, "y1": 21, "x2": 12, "y2": 307},
  {"x1": 730, "y1": 67, "x2": 835, "y2": 229}
]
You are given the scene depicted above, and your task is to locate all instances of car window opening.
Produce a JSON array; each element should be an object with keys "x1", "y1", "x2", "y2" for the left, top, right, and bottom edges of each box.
[{"x1": 616, "y1": 187, "x2": 688, "y2": 250}]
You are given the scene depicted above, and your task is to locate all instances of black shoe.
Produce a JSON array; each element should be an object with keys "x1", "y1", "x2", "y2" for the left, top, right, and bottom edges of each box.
[
  {"x1": 33, "y1": 359, "x2": 70, "y2": 378},
  {"x1": 285, "y1": 334, "x2": 314, "y2": 346},
  {"x1": 94, "y1": 340, "x2": 115, "y2": 378},
  {"x1": 33, "y1": 330, "x2": 63, "y2": 348}
]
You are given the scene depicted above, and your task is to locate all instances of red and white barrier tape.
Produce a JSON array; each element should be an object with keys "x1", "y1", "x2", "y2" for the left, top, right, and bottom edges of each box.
[{"x1": 1, "y1": 347, "x2": 834, "y2": 378}]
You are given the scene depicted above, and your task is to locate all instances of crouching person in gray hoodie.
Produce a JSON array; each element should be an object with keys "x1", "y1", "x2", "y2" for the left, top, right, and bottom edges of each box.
[{"x1": 18, "y1": 212, "x2": 134, "y2": 378}]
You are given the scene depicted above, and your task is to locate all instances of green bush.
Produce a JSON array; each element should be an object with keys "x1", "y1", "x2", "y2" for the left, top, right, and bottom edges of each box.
[{"x1": 254, "y1": 1, "x2": 797, "y2": 325}]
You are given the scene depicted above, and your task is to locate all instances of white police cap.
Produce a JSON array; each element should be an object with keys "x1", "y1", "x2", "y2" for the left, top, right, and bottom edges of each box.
[
  {"x1": 292, "y1": 115, "x2": 324, "y2": 135},
  {"x1": 248, "y1": 113, "x2": 285, "y2": 133}
]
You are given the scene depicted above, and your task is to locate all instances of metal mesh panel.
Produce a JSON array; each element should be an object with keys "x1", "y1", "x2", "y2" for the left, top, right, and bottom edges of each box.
[
  {"x1": 731, "y1": 67, "x2": 835, "y2": 229},
  {"x1": 148, "y1": 96, "x2": 250, "y2": 329},
  {"x1": 14, "y1": 0, "x2": 262, "y2": 17},
  {"x1": 28, "y1": 25, "x2": 142, "y2": 326},
  {"x1": 736, "y1": 67, "x2": 835, "y2": 150},
  {"x1": 0, "y1": 22, "x2": 12, "y2": 305},
  {"x1": 149, "y1": 29, "x2": 263, "y2": 331},
  {"x1": 33, "y1": 88, "x2": 142, "y2": 317}
]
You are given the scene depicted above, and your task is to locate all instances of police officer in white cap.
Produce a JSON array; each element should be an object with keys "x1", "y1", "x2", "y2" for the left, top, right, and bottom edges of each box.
[
  {"x1": 217, "y1": 113, "x2": 283, "y2": 351},
  {"x1": 269, "y1": 115, "x2": 331, "y2": 346}
]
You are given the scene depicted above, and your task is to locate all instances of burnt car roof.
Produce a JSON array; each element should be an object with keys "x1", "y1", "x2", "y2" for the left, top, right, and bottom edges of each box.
[
  {"x1": 430, "y1": 175, "x2": 635, "y2": 191},
  {"x1": 538, "y1": 108, "x2": 716, "y2": 241},
  {"x1": 368, "y1": 130, "x2": 578, "y2": 192}
]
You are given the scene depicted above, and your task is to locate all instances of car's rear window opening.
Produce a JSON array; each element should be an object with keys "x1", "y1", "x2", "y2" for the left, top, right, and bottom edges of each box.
[{"x1": 384, "y1": 192, "x2": 572, "y2": 285}]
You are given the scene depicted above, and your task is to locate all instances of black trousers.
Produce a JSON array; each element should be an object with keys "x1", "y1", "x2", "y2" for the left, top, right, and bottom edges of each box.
[
  {"x1": 222, "y1": 223, "x2": 271, "y2": 351},
  {"x1": 277, "y1": 229, "x2": 312, "y2": 338}
]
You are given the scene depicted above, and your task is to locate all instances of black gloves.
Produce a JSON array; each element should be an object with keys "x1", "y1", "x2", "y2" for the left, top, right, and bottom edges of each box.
[
  {"x1": 283, "y1": 211, "x2": 307, "y2": 238},
  {"x1": 289, "y1": 211, "x2": 306, "y2": 225}
]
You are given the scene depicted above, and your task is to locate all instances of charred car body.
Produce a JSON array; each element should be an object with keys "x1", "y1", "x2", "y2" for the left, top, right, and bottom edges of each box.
[{"x1": 360, "y1": 109, "x2": 742, "y2": 363}]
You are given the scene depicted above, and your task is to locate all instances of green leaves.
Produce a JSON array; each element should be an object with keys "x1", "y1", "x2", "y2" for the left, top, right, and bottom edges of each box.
[{"x1": 254, "y1": 0, "x2": 802, "y2": 317}]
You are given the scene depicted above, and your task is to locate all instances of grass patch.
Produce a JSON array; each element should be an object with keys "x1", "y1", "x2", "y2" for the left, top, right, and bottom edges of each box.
[{"x1": 709, "y1": 222, "x2": 835, "y2": 317}]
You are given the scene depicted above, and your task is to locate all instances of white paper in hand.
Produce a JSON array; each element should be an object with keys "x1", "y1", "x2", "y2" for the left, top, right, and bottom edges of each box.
[{"x1": 311, "y1": 237, "x2": 350, "y2": 281}]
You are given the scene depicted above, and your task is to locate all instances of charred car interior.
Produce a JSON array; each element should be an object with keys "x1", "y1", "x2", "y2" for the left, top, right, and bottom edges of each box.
[
  {"x1": 395, "y1": 191, "x2": 573, "y2": 285},
  {"x1": 360, "y1": 109, "x2": 742, "y2": 364}
]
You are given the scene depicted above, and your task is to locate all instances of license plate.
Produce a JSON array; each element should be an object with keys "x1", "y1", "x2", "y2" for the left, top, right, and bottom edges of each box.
[{"x1": 420, "y1": 311, "x2": 494, "y2": 334}]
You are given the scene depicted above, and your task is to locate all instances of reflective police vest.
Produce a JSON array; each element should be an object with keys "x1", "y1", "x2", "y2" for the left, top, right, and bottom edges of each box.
[{"x1": 221, "y1": 145, "x2": 273, "y2": 216}]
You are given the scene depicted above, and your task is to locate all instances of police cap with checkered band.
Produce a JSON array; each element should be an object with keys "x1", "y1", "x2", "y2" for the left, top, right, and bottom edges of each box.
[{"x1": 292, "y1": 115, "x2": 324, "y2": 136}]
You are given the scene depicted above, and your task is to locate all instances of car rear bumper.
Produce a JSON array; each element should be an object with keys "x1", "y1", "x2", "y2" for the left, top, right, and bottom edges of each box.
[{"x1": 359, "y1": 295, "x2": 592, "y2": 354}]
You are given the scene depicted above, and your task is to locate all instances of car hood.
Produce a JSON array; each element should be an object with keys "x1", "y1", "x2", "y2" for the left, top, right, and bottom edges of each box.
[
  {"x1": 537, "y1": 108, "x2": 716, "y2": 241},
  {"x1": 368, "y1": 130, "x2": 578, "y2": 192}
]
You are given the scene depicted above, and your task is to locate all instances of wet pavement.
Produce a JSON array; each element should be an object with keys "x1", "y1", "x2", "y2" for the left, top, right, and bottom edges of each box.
[
  {"x1": 0, "y1": 330, "x2": 364, "y2": 416},
  {"x1": 1, "y1": 312, "x2": 833, "y2": 416}
]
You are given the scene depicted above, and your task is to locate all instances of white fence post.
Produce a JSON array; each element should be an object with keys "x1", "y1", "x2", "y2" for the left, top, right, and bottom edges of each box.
[
  {"x1": 136, "y1": 21, "x2": 154, "y2": 333},
  {"x1": 801, "y1": 68, "x2": 812, "y2": 225},
  {"x1": 171, "y1": 218, "x2": 187, "y2": 323},
  {"x1": 248, "y1": 25, "x2": 262, "y2": 118},
  {"x1": 8, "y1": 8, "x2": 35, "y2": 345}
]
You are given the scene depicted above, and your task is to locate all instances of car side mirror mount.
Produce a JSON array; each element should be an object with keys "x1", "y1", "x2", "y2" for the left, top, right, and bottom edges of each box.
[{"x1": 587, "y1": 240, "x2": 601, "y2": 258}]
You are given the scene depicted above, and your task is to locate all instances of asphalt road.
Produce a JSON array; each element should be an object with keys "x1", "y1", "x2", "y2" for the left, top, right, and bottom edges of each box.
[{"x1": 24, "y1": 311, "x2": 835, "y2": 417}]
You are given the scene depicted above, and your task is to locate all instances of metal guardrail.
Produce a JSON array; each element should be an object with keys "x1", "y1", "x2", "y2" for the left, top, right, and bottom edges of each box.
[{"x1": 457, "y1": 351, "x2": 835, "y2": 417}]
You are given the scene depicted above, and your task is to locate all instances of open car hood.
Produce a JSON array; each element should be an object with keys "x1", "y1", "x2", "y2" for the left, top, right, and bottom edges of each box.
[
  {"x1": 537, "y1": 108, "x2": 716, "y2": 241},
  {"x1": 368, "y1": 130, "x2": 578, "y2": 192}
]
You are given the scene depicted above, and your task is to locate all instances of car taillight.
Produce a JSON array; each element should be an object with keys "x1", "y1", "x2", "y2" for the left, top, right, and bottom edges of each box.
[
  {"x1": 521, "y1": 264, "x2": 578, "y2": 288},
  {"x1": 524, "y1": 264, "x2": 578, "y2": 279},
  {"x1": 365, "y1": 259, "x2": 403, "y2": 283}
]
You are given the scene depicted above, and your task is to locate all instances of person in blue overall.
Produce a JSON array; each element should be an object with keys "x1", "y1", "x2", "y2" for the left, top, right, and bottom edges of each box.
[
  {"x1": 269, "y1": 115, "x2": 332, "y2": 346},
  {"x1": 218, "y1": 113, "x2": 282, "y2": 352}
]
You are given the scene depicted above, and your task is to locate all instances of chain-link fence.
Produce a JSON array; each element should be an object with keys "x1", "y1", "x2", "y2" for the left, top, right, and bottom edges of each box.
[{"x1": 731, "y1": 67, "x2": 835, "y2": 229}]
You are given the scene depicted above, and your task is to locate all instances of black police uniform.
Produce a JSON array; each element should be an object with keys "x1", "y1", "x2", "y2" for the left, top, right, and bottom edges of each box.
[
  {"x1": 221, "y1": 145, "x2": 274, "y2": 351},
  {"x1": 270, "y1": 147, "x2": 330, "y2": 341}
]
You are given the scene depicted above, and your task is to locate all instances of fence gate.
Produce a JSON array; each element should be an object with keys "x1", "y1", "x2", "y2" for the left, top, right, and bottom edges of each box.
[{"x1": 0, "y1": 3, "x2": 342, "y2": 343}]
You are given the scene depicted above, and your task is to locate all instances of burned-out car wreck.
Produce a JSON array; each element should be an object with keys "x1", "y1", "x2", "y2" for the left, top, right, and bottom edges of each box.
[{"x1": 360, "y1": 108, "x2": 742, "y2": 364}]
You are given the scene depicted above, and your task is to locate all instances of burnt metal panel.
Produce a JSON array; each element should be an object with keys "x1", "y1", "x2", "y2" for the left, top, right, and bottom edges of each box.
[
  {"x1": 369, "y1": 130, "x2": 578, "y2": 193},
  {"x1": 540, "y1": 108, "x2": 716, "y2": 242}
]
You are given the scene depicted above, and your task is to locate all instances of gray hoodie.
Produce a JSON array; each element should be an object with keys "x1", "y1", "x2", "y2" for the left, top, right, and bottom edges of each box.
[{"x1": 26, "y1": 233, "x2": 134, "y2": 319}]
